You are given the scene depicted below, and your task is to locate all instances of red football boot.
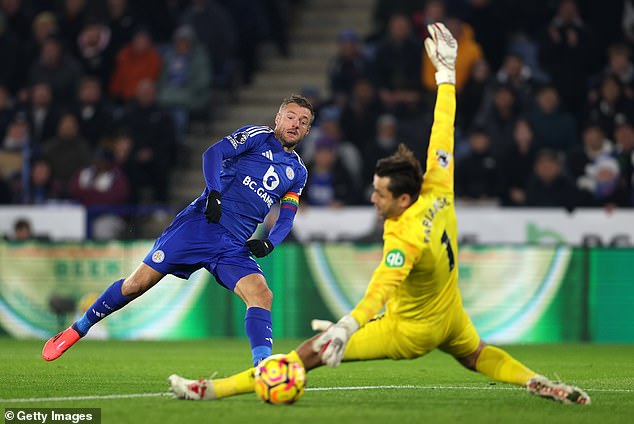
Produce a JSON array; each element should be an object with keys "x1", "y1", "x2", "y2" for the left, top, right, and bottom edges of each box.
[{"x1": 42, "y1": 326, "x2": 81, "y2": 361}]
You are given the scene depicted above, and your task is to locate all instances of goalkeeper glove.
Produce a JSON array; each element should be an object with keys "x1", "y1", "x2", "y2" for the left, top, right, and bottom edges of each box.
[
  {"x1": 246, "y1": 239, "x2": 275, "y2": 258},
  {"x1": 424, "y1": 22, "x2": 457, "y2": 86},
  {"x1": 204, "y1": 190, "x2": 222, "y2": 223},
  {"x1": 311, "y1": 314, "x2": 359, "y2": 367}
]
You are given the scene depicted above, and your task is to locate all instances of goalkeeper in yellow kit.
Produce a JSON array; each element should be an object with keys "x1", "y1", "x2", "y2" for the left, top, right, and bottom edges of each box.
[{"x1": 168, "y1": 23, "x2": 590, "y2": 406}]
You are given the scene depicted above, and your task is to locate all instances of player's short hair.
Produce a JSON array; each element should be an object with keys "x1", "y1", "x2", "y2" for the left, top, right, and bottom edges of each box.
[
  {"x1": 279, "y1": 94, "x2": 315, "y2": 124},
  {"x1": 375, "y1": 144, "x2": 423, "y2": 201}
]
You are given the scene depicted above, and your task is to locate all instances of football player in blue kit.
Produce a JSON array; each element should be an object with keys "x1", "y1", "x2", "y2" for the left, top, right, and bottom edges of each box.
[{"x1": 43, "y1": 95, "x2": 314, "y2": 366}]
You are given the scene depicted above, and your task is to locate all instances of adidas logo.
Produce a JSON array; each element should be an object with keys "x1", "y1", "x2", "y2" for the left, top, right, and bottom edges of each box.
[{"x1": 262, "y1": 150, "x2": 273, "y2": 161}]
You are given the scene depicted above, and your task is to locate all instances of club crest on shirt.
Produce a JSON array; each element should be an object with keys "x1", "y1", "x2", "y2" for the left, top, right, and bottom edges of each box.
[
  {"x1": 436, "y1": 149, "x2": 451, "y2": 168},
  {"x1": 286, "y1": 166, "x2": 295, "y2": 180},
  {"x1": 152, "y1": 250, "x2": 165, "y2": 263}
]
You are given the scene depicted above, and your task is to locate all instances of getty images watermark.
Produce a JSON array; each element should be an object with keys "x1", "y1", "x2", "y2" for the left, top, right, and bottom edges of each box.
[{"x1": 4, "y1": 409, "x2": 100, "y2": 424}]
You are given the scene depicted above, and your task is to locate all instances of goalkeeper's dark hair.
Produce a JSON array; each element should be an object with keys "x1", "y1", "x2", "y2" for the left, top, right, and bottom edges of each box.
[
  {"x1": 280, "y1": 94, "x2": 315, "y2": 124},
  {"x1": 375, "y1": 144, "x2": 423, "y2": 201}
]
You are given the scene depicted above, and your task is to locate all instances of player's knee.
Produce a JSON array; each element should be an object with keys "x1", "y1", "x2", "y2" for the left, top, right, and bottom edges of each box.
[
  {"x1": 121, "y1": 277, "x2": 151, "y2": 298},
  {"x1": 251, "y1": 283, "x2": 273, "y2": 309}
]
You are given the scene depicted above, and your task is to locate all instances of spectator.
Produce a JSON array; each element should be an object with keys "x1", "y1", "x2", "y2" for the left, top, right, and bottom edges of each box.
[
  {"x1": 108, "y1": 27, "x2": 161, "y2": 107},
  {"x1": 586, "y1": 74, "x2": 634, "y2": 139},
  {"x1": 538, "y1": 0, "x2": 598, "y2": 120},
  {"x1": 28, "y1": 35, "x2": 83, "y2": 107},
  {"x1": 458, "y1": 59, "x2": 491, "y2": 131},
  {"x1": 473, "y1": 84, "x2": 520, "y2": 158},
  {"x1": 371, "y1": 13, "x2": 423, "y2": 117},
  {"x1": 422, "y1": 17, "x2": 483, "y2": 94},
  {"x1": 157, "y1": 25, "x2": 211, "y2": 145},
  {"x1": 2, "y1": 113, "x2": 29, "y2": 151},
  {"x1": 21, "y1": 11, "x2": 58, "y2": 79},
  {"x1": 410, "y1": 0, "x2": 445, "y2": 41},
  {"x1": 463, "y1": 0, "x2": 508, "y2": 70},
  {"x1": 361, "y1": 114, "x2": 400, "y2": 195},
  {"x1": 72, "y1": 75, "x2": 114, "y2": 149},
  {"x1": 328, "y1": 29, "x2": 369, "y2": 106},
  {"x1": 118, "y1": 78, "x2": 176, "y2": 203},
  {"x1": 105, "y1": 0, "x2": 138, "y2": 54},
  {"x1": 567, "y1": 123, "x2": 614, "y2": 182},
  {"x1": 529, "y1": 85, "x2": 577, "y2": 153},
  {"x1": 68, "y1": 148, "x2": 129, "y2": 207},
  {"x1": 41, "y1": 112, "x2": 91, "y2": 193},
  {"x1": 22, "y1": 82, "x2": 61, "y2": 147},
  {"x1": 181, "y1": 0, "x2": 237, "y2": 88},
  {"x1": 217, "y1": 0, "x2": 268, "y2": 85},
  {"x1": 456, "y1": 128, "x2": 499, "y2": 203},
  {"x1": 110, "y1": 130, "x2": 137, "y2": 196},
  {"x1": 22, "y1": 157, "x2": 64, "y2": 204},
  {"x1": 602, "y1": 43, "x2": 634, "y2": 100},
  {"x1": 576, "y1": 155, "x2": 630, "y2": 209},
  {"x1": 303, "y1": 136, "x2": 359, "y2": 207},
  {"x1": 10, "y1": 217, "x2": 32, "y2": 240},
  {"x1": 525, "y1": 149, "x2": 578, "y2": 208},
  {"x1": 372, "y1": 0, "x2": 421, "y2": 40},
  {"x1": 302, "y1": 106, "x2": 363, "y2": 195},
  {"x1": 1, "y1": 0, "x2": 33, "y2": 42},
  {"x1": 0, "y1": 84, "x2": 15, "y2": 140},
  {"x1": 76, "y1": 17, "x2": 116, "y2": 91},
  {"x1": 493, "y1": 53, "x2": 539, "y2": 111},
  {"x1": 498, "y1": 118, "x2": 538, "y2": 206},
  {"x1": 57, "y1": 0, "x2": 87, "y2": 57},
  {"x1": 0, "y1": 11, "x2": 20, "y2": 93},
  {"x1": 614, "y1": 121, "x2": 634, "y2": 200},
  {"x1": 339, "y1": 78, "x2": 382, "y2": 151}
]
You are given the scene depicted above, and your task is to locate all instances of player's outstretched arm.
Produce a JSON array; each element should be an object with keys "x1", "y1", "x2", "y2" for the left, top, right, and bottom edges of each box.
[{"x1": 423, "y1": 23, "x2": 457, "y2": 195}]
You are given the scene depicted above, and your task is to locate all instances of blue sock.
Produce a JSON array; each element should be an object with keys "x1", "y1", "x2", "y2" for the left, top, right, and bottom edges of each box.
[
  {"x1": 72, "y1": 279, "x2": 131, "y2": 337},
  {"x1": 245, "y1": 307, "x2": 273, "y2": 365}
]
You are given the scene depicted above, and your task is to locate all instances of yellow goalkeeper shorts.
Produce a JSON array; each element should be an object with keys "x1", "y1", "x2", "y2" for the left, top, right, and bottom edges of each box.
[{"x1": 343, "y1": 300, "x2": 480, "y2": 361}]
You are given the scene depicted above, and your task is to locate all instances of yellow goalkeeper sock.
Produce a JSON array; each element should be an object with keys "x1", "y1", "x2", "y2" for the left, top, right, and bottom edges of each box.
[
  {"x1": 211, "y1": 350, "x2": 304, "y2": 399},
  {"x1": 475, "y1": 345, "x2": 537, "y2": 386},
  {"x1": 212, "y1": 368, "x2": 256, "y2": 399}
]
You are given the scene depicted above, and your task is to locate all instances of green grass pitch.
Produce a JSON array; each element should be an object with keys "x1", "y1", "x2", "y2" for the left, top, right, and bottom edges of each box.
[{"x1": 1, "y1": 339, "x2": 633, "y2": 424}]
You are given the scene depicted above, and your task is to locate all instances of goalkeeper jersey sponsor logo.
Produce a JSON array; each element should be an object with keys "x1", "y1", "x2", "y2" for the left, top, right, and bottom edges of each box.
[{"x1": 385, "y1": 249, "x2": 405, "y2": 267}]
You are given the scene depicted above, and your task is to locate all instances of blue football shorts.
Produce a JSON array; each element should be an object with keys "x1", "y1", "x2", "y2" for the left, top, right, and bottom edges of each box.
[{"x1": 142, "y1": 207, "x2": 263, "y2": 291}]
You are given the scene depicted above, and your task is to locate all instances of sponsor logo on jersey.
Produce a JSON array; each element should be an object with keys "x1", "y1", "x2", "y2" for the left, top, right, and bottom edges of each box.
[
  {"x1": 385, "y1": 249, "x2": 405, "y2": 267},
  {"x1": 436, "y1": 149, "x2": 451, "y2": 168},
  {"x1": 227, "y1": 131, "x2": 249, "y2": 149},
  {"x1": 285, "y1": 166, "x2": 295, "y2": 180},
  {"x1": 262, "y1": 165, "x2": 280, "y2": 190},
  {"x1": 152, "y1": 250, "x2": 165, "y2": 263},
  {"x1": 262, "y1": 150, "x2": 274, "y2": 161},
  {"x1": 243, "y1": 175, "x2": 275, "y2": 208}
]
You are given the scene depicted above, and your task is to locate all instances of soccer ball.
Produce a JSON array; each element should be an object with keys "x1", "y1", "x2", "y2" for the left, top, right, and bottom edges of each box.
[{"x1": 254, "y1": 354, "x2": 306, "y2": 404}]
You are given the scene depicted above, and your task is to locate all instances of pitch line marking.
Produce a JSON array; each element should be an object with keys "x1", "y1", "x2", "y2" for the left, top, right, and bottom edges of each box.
[{"x1": 1, "y1": 385, "x2": 632, "y2": 403}]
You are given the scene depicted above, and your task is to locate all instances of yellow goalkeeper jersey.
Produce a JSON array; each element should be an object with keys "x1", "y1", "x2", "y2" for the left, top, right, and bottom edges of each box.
[{"x1": 350, "y1": 84, "x2": 459, "y2": 326}]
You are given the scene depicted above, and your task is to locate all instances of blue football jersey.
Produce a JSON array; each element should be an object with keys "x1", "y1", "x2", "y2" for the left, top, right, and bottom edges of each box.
[{"x1": 193, "y1": 125, "x2": 308, "y2": 242}]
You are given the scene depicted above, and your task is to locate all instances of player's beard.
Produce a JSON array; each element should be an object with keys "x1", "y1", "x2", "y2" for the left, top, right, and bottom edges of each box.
[{"x1": 276, "y1": 130, "x2": 299, "y2": 150}]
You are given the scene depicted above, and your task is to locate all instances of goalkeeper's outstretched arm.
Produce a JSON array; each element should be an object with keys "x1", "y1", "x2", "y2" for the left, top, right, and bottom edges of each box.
[{"x1": 422, "y1": 23, "x2": 457, "y2": 196}]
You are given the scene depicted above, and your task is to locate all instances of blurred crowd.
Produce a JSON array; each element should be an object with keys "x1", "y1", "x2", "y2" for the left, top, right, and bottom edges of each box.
[
  {"x1": 1, "y1": 0, "x2": 634, "y2": 226},
  {"x1": 0, "y1": 0, "x2": 295, "y2": 215},
  {"x1": 297, "y1": 0, "x2": 634, "y2": 211}
]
